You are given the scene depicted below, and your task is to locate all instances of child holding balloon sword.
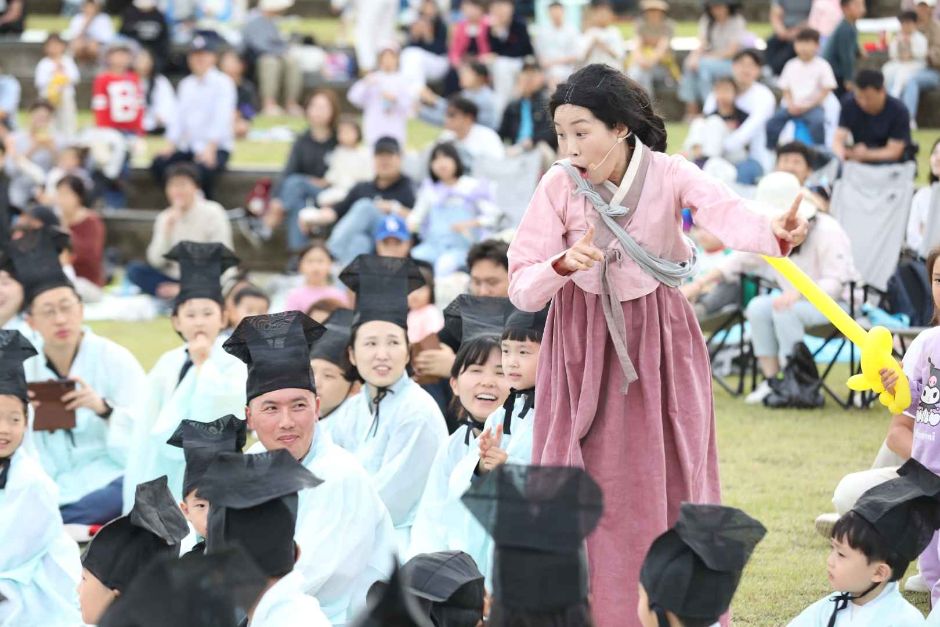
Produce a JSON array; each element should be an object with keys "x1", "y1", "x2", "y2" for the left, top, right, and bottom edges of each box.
[{"x1": 879, "y1": 248, "x2": 940, "y2": 605}]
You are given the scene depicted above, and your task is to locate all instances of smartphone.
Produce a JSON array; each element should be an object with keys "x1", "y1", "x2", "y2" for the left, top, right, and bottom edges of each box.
[{"x1": 29, "y1": 379, "x2": 77, "y2": 432}]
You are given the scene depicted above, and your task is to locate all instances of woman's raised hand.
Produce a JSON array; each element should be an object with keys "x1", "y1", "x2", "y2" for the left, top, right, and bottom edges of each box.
[
  {"x1": 554, "y1": 225, "x2": 604, "y2": 275},
  {"x1": 771, "y1": 192, "x2": 809, "y2": 247}
]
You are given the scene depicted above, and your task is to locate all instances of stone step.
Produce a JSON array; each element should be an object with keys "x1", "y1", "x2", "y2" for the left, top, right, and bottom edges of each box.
[
  {"x1": 125, "y1": 166, "x2": 275, "y2": 210},
  {"x1": 102, "y1": 208, "x2": 291, "y2": 271}
]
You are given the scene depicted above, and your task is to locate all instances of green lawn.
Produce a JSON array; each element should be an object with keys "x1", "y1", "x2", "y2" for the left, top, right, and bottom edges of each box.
[{"x1": 86, "y1": 319, "x2": 929, "y2": 623}]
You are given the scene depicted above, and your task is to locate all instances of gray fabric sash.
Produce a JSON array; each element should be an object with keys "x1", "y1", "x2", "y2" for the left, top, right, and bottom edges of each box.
[{"x1": 555, "y1": 139, "x2": 697, "y2": 393}]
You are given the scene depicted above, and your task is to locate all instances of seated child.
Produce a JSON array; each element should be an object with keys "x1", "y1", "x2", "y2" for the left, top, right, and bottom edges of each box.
[
  {"x1": 682, "y1": 76, "x2": 748, "y2": 165},
  {"x1": 638, "y1": 503, "x2": 766, "y2": 627},
  {"x1": 371, "y1": 551, "x2": 485, "y2": 627},
  {"x1": 309, "y1": 308, "x2": 358, "y2": 426},
  {"x1": 0, "y1": 330, "x2": 83, "y2": 626},
  {"x1": 474, "y1": 304, "x2": 548, "y2": 474},
  {"x1": 284, "y1": 242, "x2": 350, "y2": 315},
  {"x1": 316, "y1": 118, "x2": 374, "y2": 208},
  {"x1": 78, "y1": 476, "x2": 188, "y2": 625},
  {"x1": 787, "y1": 458, "x2": 940, "y2": 626},
  {"x1": 122, "y1": 242, "x2": 247, "y2": 506},
  {"x1": 408, "y1": 295, "x2": 515, "y2": 559},
  {"x1": 198, "y1": 450, "x2": 331, "y2": 627},
  {"x1": 884, "y1": 11, "x2": 928, "y2": 99},
  {"x1": 225, "y1": 284, "x2": 271, "y2": 333},
  {"x1": 166, "y1": 414, "x2": 247, "y2": 555},
  {"x1": 407, "y1": 261, "x2": 444, "y2": 345}
]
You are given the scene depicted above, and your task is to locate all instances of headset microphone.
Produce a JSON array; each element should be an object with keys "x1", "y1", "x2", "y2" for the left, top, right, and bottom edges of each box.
[{"x1": 588, "y1": 133, "x2": 630, "y2": 171}]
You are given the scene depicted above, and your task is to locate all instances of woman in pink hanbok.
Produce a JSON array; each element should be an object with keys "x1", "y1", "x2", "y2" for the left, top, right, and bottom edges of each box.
[{"x1": 507, "y1": 64, "x2": 809, "y2": 626}]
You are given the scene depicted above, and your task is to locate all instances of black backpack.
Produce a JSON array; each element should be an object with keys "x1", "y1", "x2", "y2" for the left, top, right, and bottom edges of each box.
[{"x1": 886, "y1": 254, "x2": 932, "y2": 327}]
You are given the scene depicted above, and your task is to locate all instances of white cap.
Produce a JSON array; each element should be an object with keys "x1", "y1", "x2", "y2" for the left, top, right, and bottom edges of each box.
[{"x1": 754, "y1": 171, "x2": 818, "y2": 220}]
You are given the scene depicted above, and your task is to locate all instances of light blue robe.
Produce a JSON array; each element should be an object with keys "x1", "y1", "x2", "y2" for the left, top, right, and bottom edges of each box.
[
  {"x1": 928, "y1": 602, "x2": 940, "y2": 625},
  {"x1": 249, "y1": 569, "x2": 331, "y2": 627},
  {"x1": 122, "y1": 337, "x2": 247, "y2": 507},
  {"x1": 407, "y1": 423, "x2": 484, "y2": 561},
  {"x1": 328, "y1": 374, "x2": 448, "y2": 554},
  {"x1": 25, "y1": 328, "x2": 147, "y2": 507},
  {"x1": 787, "y1": 582, "x2": 925, "y2": 626},
  {"x1": 249, "y1": 427, "x2": 397, "y2": 626},
  {"x1": 0, "y1": 450, "x2": 82, "y2": 627}
]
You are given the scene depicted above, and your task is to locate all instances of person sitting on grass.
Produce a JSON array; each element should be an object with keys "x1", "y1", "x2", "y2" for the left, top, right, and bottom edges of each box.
[
  {"x1": 9, "y1": 227, "x2": 147, "y2": 527},
  {"x1": 166, "y1": 414, "x2": 247, "y2": 556},
  {"x1": 122, "y1": 242, "x2": 246, "y2": 506},
  {"x1": 638, "y1": 503, "x2": 766, "y2": 627},
  {"x1": 284, "y1": 242, "x2": 349, "y2": 315},
  {"x1": 787, "y1": 459, "x2": 939, "y2": 627},
  {"x1": 0, "y1": 330, "x2": 83, "y2": 627}
]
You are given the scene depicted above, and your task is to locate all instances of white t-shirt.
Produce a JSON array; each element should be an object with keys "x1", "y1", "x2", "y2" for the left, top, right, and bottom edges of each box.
[
  {"x1": 579, "y1": 26, "x2": 626, "y2": 69},
  {"x1": 906, "y1": 184, "x2": 933, "y2": 255},
  {"x1": 778, "y1": 56, "x2": 837, "y2": 109},
  {"x1": 439, "y1": 124, "x2": 506, "y2": 166},
  {"x1": 703, "y1": 81, "x2": 777, "y2": 168},
  {"x1": 65, "y1": 13, "x2": 115, "y2": 44}
]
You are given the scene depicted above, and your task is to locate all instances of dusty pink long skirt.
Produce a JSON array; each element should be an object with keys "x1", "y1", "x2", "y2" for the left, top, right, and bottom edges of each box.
[{"x1": 532, "y1": 281, "x2": 722, "y2": 627}]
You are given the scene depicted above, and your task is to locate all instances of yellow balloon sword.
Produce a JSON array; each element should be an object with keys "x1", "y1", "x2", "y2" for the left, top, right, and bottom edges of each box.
[{"x1": 762, "y1": 255, "x2": 911, "y2": 414}]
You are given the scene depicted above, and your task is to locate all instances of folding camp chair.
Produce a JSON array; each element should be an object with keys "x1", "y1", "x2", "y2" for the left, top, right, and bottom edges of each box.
[{"x1": 809, "y1": 160, "x2": 916, "y2": 408}]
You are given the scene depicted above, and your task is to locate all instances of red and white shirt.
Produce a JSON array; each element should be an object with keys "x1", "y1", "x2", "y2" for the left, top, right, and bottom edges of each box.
[{"x1": 91, "y1": 71, "x2": 144, "y2": 134}]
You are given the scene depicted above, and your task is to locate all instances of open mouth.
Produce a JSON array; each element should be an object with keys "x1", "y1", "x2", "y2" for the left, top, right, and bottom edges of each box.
[
  {"x1": 572, "y1": 164, "x2": 589, "y2": 179},
  {"x1": 475, "y1": 393, "x2": 497, "y2": 402},
  {"x1": 373, "y1": 366, "x2": 391, "y2": 376}
]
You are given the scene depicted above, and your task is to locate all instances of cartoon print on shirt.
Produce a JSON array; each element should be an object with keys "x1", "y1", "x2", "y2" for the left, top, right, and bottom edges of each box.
[{"x1": 917, "y1": 358, "x2": 940, "y2": 427}]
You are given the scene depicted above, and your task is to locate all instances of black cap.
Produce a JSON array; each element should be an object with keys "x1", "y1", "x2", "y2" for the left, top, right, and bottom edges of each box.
[
  {"x1": 223, "y1": 311, "x2": 326, "y2": 403},
  {"x1": 0, "y1": 330, "x2": 37, "y2": 403},
  {"x1": 98, "y1": 548, "x2": 268, "y2": 627},
  {"x1": 164, "y1": 241, "x2": 239, "y2": 309},
  {"x1": 1, "y1": 226, "x2": 73, "y2": 305},
  {"x1": 354, "y1": 561, "x2": 434, "y2": 627},
  {"x1": 309, "y1": 308, "x2": 354, "y2": 366},
  {"x1": 441, "y1": 295, "x2": 517, "y2": 347},
  {"x1": 853, "y1": 458, "x2": 940, "y2": 562},
  {"x1": 198, "y1": 450, "x2": 323, "y2": 578},
  {"x1": 82, "y1": 476, "x2": 190, "y2": 592},
  {"x1": 189, "y1": 30, "x2": 221, "y2": 53},
  {"x1": 461, "y1": 465, "x2": 604, "y2": 610},
  {"x1": 339, "y1": 255, "x2": 426, "y2": 331},
  {"x1": 374, "y1": 136, "x2": 402, "y2": 155},
  {"x1": 639, "y1": 503, "x2": 766, "y2": 624},
  {"x1": 404, "y1": 551, "x2": 485, "y2": 625},
  {"x1": 166, "y1": 414, "x2": 248, "y2": 498},
  {"x1": 503, "y1": 304, "x2": 549, "y2": 337}
]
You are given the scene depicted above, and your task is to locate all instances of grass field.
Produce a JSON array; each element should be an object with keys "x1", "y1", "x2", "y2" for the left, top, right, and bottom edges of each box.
[{"x1": 87, "y1": 319, "x2": 930, "y2": 623}]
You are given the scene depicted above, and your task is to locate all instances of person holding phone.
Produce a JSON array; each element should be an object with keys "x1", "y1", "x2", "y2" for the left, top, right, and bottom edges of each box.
[{"x1": 4, "y1": 226, "x2": 146, "y2": 526}]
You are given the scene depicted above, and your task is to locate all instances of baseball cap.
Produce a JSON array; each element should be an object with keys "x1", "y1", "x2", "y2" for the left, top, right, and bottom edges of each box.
[{"x1": 374, "y1": 214, "x2": 410, "y2": 242}]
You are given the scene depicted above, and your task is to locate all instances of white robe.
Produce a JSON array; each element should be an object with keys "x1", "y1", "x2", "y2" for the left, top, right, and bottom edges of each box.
[
  {"x1": 248, "y1": 428, "x2": 396, "y2": 626},
  {"x1": 328, "y1": 374, "x2": 447, "y2": 553},
  {"x1": 249, "y1": 569, "x2": 331, "y2": 627},
  {"x1": 122, "y1": 337, "x2": 247, "y2": 507},
  {"x1": 0, "y1": 450, "x2": 83, "y2": 627},
  {"x1": 25, "y1": 328, "x2": 147, "y2": 506},
  {"x1": 787, "y1": 583, "x2": 926, "y2": 626}
]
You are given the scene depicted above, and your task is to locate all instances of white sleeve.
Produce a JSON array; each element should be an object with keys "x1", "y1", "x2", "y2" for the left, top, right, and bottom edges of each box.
[{"x1": 907, "y1": 186, "x2": 931, "y2": 252}]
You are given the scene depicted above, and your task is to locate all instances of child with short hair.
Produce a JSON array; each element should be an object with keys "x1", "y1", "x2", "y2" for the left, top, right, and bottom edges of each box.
[
  {"x1": 787, "y1": 458, "x2": 939, "y2": 626},
  {"x1": 682, "y1": 76, "x2": 749, "y2": 164},
  {"x1": 580, "y1": 0, "x2": 626, "y2": 70},
  {"x1": 66, "y1": 0, "x2": 115, "y2": 64},
  {"x1": 766, "y1": 27, "x2": 836, "y2": 148},
  {"x1": 284, "y1": 242, "x2": 350, "y2": 314},
  {"x1": 347, "y1": 44, "x2": 414, "y2": 147},
  {"x1": 35, "y1": 34, "x2": 80, "y2": 138},
  {"x1": 122, "y1": 242, "x2": 247, "y2": 506},
  {"x1": 0, "y1": 330, "x2": 83, "y2": 626},
  {"x1": 407, "y1": 260, "x2": 444, "y2": 344},
  {"x1": 315, "y1": 118, "x2": 373, "y2": 208},
  {"x1": 92, "y1": 40, "x2": 144, "y2": 136},
  {"x1": 165, "y1": 414, "x2": 247, "y2": 555},
  {"x1": 884, "y1": 11, "x2": 928, "y2": 99},
  {"x1": 638, "y1": 503, "x2": 765, "y2": 627},
  {"x1": 226, "y1": 284, "x2": 270, "y2": 331}
]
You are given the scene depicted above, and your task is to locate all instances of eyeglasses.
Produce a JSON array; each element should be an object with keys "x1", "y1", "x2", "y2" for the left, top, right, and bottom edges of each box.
[{"x1": 32, "y1": 300, "x2": 80, "y2": 321}]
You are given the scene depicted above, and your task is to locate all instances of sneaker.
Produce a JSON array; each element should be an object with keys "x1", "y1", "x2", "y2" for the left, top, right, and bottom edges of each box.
[
  {"x1": 745, "y1": 379, "x2": 773, "y2": 405},
  {"x1": 814, "y1": 512, "x2": 839, "y2": 538},
  {"x1": 904, "y1": 572, "x2": 929, "y2": 593}
]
